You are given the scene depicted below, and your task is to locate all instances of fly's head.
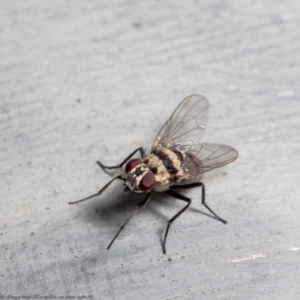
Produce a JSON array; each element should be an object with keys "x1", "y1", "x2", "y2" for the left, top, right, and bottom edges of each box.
[{"x1": 122, "y1": 158, "x2": 155, "y2": 193}]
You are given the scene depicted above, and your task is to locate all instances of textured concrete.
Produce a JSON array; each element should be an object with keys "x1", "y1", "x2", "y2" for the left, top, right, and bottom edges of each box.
[{"x1": 1, "y1": 1, "x2": 300, "y2": 299}]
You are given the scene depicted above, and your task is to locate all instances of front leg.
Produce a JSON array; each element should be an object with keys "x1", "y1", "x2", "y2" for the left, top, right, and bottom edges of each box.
[
  {"x1": 97, "y1": 147, "x2": 145, "y2": 170},
  {"x1": 107, "y1": 193, "x2": 151, "y2": 250}
]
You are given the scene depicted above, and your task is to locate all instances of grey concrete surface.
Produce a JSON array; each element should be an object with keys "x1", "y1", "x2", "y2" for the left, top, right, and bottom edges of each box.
[{"x1": 1, "y1": 1, "x2": 300, "y2": 299}]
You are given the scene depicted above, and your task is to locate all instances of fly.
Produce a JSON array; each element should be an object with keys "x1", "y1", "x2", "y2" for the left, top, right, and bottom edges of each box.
[{"x1": 69, "y1": 94, "x2": 238, "y2": 254}]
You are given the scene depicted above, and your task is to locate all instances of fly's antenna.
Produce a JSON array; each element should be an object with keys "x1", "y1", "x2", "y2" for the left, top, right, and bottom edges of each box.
[{"x1": 69, "y1": 175, "x2": 124, "y2": 205}]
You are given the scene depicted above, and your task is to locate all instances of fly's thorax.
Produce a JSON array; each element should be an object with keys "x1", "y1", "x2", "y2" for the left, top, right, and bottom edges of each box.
[
  {"x1": 159, "y1": 148, "x2": 185, "y2": 172},
  {"x1": 151, "y1": 148, "x2": 186, "y2": 173}
]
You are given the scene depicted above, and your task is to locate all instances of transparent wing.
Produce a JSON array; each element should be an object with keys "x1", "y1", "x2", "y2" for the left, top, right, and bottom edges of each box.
[
  {"x1": 152, "y1": 94, "x2": 209, "y2": 153},
  {"x1": 151, "y1": 94, "x2": 238, "y2": 185},
  {"x1": 196, "y1": 143, "x2": 239, "y2": 173},
  {"x1": 175, "y1": 143, "x2": 239, "y2": 185}
]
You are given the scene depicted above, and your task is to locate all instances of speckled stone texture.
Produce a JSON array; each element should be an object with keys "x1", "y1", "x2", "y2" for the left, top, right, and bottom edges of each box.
[{"x1": 1, "y1": 1, "x2": 300, "y2": 299}]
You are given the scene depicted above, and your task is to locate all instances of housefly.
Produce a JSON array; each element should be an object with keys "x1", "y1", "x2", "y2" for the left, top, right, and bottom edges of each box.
[{"x1": 69, "y1": 94, "x2": 238, "y2": 254}]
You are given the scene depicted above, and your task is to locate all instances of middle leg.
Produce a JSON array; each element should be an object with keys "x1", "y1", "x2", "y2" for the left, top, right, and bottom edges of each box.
[
  {"x1": 162, "y1": 190, "x2": 192, "y2": 255},
  {"x1": 171, "y1": 182, "x2": 227, "y2": 224}
]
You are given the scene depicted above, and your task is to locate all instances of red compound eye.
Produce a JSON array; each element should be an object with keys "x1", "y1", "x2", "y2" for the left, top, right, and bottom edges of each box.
[
  {"x1": 125, "y1": 158, "x2": 142, "y2": 173},
  {"x1": 139, "y1": 171, "x2": 155, "y2": 191}
]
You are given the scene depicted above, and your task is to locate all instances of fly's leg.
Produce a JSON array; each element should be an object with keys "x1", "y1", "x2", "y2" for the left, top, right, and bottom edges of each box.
[
  {"x1": 171, "y1": 182, "x2": 227, "y2": 224},
  {"x1": 163, "y1": 190, "x2": 192, "y2": 255},
  {"x1": 171, "y1": 183, "x2": 204, "y2": 189},
  {"x1": 69, "y1": 175, "x2": 123, "y2": 205},
  {"x1": 97, "y1": 147, "x2": 145, "y2": 170},
  {"x1": 107, "y1": 193, "x2": 150, "y2": 250},
  {"x1": 198, "y1": 182, "x2": 227, "y2": 224}
]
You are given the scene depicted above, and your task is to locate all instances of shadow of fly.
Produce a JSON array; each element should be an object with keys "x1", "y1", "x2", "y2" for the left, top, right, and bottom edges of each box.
[{"x1": 69, "y1": 94, "x2": 238, "y2": 254}]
